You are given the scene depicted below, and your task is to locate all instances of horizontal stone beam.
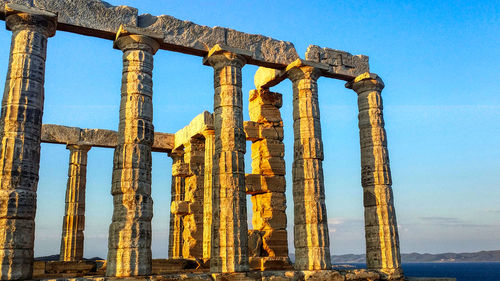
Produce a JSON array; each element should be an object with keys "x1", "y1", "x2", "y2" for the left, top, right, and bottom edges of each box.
[
  {"x1": 173, "y1": 111, "x2": 213, "y2": 150},
  {"x1": 41, "y1": 124, "x2": 174, "y2": 152},
  {"x1": 254, "y1": 49, "x2": 370, "y2": 88},
  {"x1": 1, "y1": 0, "x2": 300, "y2": 68},
  {"x1": 304, "y1": 45, "x2": 370, "y2": 80}
]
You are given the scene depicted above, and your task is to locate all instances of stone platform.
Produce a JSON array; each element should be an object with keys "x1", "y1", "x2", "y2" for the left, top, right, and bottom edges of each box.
[{"x1": 34, "y1": 269, "x2": 383, "y2": 281}]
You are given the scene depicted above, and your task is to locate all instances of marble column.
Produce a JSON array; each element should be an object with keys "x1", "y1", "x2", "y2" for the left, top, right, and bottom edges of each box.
[
  {"x1": 0, "y1": 6, "x2": 56, "y2": 280},
  {"x1": 168, "y1": 152, "x2": 185, "y2": 259},
  {"x1": 204, "y1": 48, "x2": 249, "y2": 272},
  {"x1": 202, "y1": 130, "x2": 214, "y2": 260},
  {"x1": 346, "y1": 72, "x2": 402, "y2": 276},
  {"x1": 60, "y1": 145, "x2": 91, "y2": 261},
  {"x1": 288, "y1": 65, "x2": 331, "y2": 270},
  {"x1": 182, "y1": 138, "x2": 205, "y2": 259},
  {"x1": 106, "y1": 30, "x2": 160, "y2": 277}
]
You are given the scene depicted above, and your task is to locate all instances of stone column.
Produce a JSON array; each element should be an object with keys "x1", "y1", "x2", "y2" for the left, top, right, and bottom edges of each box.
[
  {"x1": 168, "y1": 152, "x2": 186, "y2": 259},
  {"x1": 60, "y1": 145, "x2": 91, "y2": 261},
  {"x1": 204, "y1": 47, "x2": 249, "y2": 272},
  {"x1": 202, "y1": 130, "x2": 214, "y2": 260},
  {"x1": 106, "y1": 28, "x2": 160, "y2": 277},
  {"x1": 0, "y1": 6, "x2": 56, "y2": 280},
  {"x1": 181, "y1": 138, "x2": 205, "y2": 259},
  {"x1": 288, "y1": 64, "x2": 331, "y2": 270},
  {"x1": 346, "y1": 73, "x2": 402, "y2": 277},
  {"x1": 246, "y1": 89, "x2": 289, "y2": 270}
]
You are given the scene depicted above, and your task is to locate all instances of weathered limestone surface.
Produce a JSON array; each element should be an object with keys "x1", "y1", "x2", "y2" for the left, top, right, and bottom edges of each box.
[
  {"x1": 202, "y1": 129, "x2": 215, "y2": 260},
  {"x1": 41, "y1": 124, "x2": 174, "y2": 152},
  {"x1": 174, "y1": 111, "x2": 213, "y2": 150},
  {"x1": 346, "y1": 73, "x2": 401, "y2": 278},
  {"x1": 29, "y1": 269, "x2": 389, "y2": 281},
  {"x1": 181, "y1": 138, "x2": 205, "y2": 259},
  {"x1": 204, "y1": 45, "x2": 249, "y2": 272},
  {"x1": 106, "y1": 28, "x2": 160, "y2": 277},
  {"x1": 287, "y1": 62, "x2": 331, "y2": 270},
  {"x1": 247, "y1": 89, "x2": 289, "y2": 270},
  {"x1": 0, "y1": 5, "x2": 56, "y2": 280},
  {"x1": 1, "y1": 0, "x2": 300, "y2": 67},
  {"x1": 305, "y1": 45, "x2": 369, "y2": 80},
  {"x1": 168, "y1": 152, "x2": 185, "y2": 259},
  {"x1": 60, "y1": 145, "x2": 91, "y2": 262}
]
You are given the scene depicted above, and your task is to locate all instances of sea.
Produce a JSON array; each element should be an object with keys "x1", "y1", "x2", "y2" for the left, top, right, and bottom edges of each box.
[{"x1": 340, "y1": 262, "x2": 500, "y2": 281}]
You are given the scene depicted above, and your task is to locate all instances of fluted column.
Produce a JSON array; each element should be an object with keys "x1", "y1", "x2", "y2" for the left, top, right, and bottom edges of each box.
[
  {"x1": 202, "y1": 130, "x2": 214, "y2": 260},
  {"x1": 60, "y1": 145, "x2": 91, "y2": 261},
  {"x1": 0, "y1": 6, "x2": 56, "y2": 280},
  {"x1": 106, "y1": 28, "x2": 160, "y2": 277},
  {"x1": 346, "y1": 73, "x2": 402, "y2": 277},
  {"x1": 204, "y1": 47, "x2": 249, "y2": 272},
  {"x1": 288, "y1": 64, "x2": 331, "y2": 270},
  {"x1": 168, "y1": 152, "x2": 185, "y2": 259}
]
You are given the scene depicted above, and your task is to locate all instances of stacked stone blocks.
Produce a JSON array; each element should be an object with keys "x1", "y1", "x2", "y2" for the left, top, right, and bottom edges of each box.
[{"x1": 246, "y1": 89, "x2": 289, "y2": 270}]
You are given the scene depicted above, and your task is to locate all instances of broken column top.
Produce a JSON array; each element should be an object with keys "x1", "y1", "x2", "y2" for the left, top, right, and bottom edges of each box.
[{"x1": 1, "y1": 0, "x2": 367, "y2": 71}]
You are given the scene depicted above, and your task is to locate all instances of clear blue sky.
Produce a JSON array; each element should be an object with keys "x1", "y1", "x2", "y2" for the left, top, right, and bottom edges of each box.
[{"x1": 0, "y1": 0, "x2": 498, "y2": 258}]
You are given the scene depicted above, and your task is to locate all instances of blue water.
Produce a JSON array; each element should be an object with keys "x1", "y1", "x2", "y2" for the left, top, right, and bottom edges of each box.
[{"x1": 343, "y1": 262, "x2": 500, "y2": 281}]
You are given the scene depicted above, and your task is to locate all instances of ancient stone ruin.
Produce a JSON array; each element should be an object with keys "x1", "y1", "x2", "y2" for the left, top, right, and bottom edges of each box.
[{"x1": 0, "y1": 1, "x2": 409, "y2": 280}]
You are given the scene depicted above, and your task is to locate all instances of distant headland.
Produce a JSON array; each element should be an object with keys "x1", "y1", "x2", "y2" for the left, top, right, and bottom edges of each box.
[{"x1": 328, "y1": 250, "x2": 500, "y2": 263}]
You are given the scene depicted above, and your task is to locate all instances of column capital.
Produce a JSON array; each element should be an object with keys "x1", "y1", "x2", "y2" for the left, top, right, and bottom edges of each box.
[
  {"x1": 286, "y1": 59, "x2": 325, "y2": 83},
  {"x1": 202, "y1": 129, "x2": 215, "y2": 138},
  {"x1": 5, "y1": 3, "x2": 57, "y2": 37},
  {"x1": 113, "y1": 25, "x2": 162, "y2": 54},
  {"x1": 345, "y1": 72, "x2": 385, "y2": 93},
  {"x1": 66, "y1": 144, "x2": 91, "y2": 152},
  {"x1": 203, "y1": 44, "x2": 249, "y2": 69}
]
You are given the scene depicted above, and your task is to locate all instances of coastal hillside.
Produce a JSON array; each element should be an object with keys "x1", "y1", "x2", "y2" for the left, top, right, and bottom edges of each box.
[{"x1": 330, "y1": 250, "x2": 500, "y2": 263}]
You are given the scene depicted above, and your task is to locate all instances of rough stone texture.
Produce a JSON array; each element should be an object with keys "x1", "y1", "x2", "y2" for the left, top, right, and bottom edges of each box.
[
  {"x1": 28, "y1": 269, "x2": 394, "y2": 280},
  {"x1": 202, "y1": 130, "x2": 215, "y2": 260},
  {"x1": 2, "y1": 0, "x2": 300, "y2": 67},
  {"x1": 181, "y1": 138, "x2": 205, "y2": 259},
  {"x1": 41, "y1": 124, "x2": 174, "y2": 152},
  {"x1": 305, "y1": 45, "x2": 369, "y2": 80},
  {"x1": 106, "y1": 32, "x2": 160, "y2": 277},
  {"x1": 174, "y1": 111, "x2": 213, "y2": 151},
  {"x1": 204, "y1": 46, "x2": 249, "y2": 273},
  {"x1": 168, "y1": 152, "x2": 185, "y2": 259},
  {"x1": 5, "y1": 0, "x2": 137, "y2": 38},
  {"x1": 346, "y1": 73, "x2": 401, "y2": 277},
  {"x1": 287, "y1": 64, "x2": 331, "y2": 270},
  {"x1": 254, "y1": 67, "x2": 286, "y2": 90},
  {"x1": 60, "y1": 145, "x2": 91, "y2": 262},
  {"x1": 0, "y1": 6, "x2": 56, "y2": 280},
  {"x1": 247, "y1": 89, "x2": 289, "y2": 268},
  {"x1": 138, "y1": 14, "x2": 298, "y2": 67}
]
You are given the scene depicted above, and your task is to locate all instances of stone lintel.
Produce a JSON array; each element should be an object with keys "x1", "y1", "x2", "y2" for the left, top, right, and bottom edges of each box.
[
  {"x1": 41, "y1": 124, "x2": 174, "y2": 152},
  {"x1": 285, "y1": 58, "x2": 330, "y2": 74},
  {"x1": 4, "y1": 3, "x2": 57, "y2": 19},
  {"x1": 254, "y1": 59, "x2": 329, "y2": 90},
  {"x1": 173, "y1": 111, "x2": 214, "y2": 150},
  {"x1": 306, "y1": 45, "x2": 370, "y2": 81}
]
